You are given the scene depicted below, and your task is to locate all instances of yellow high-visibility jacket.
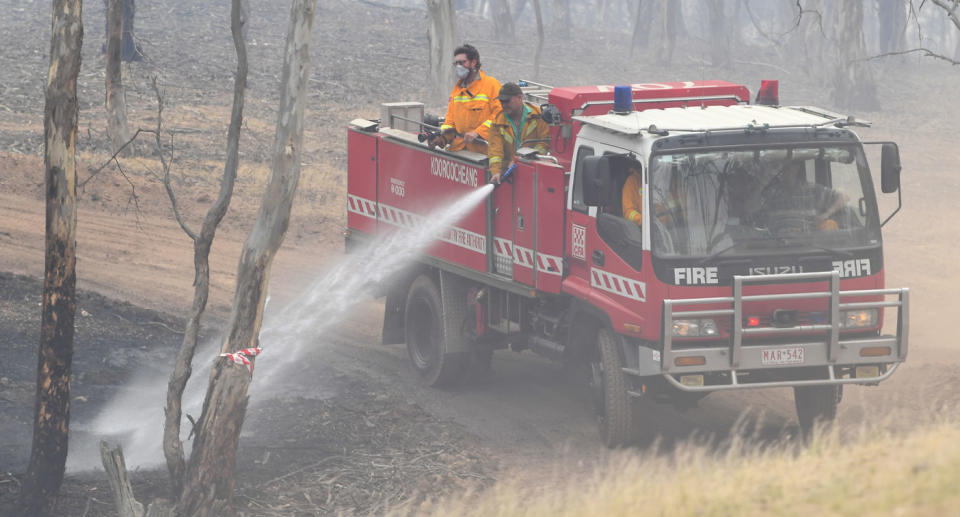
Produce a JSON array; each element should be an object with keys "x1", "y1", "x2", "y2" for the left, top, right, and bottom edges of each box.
[
  {"x1": 487, "y1": 102, "x2": 549, "y2": 176},
  {"x1": 622, "y1": 172, "x2": 644, "y2": 225},
  {"x1": 440, "y1": 70, "x2": 502, "y2": 153}
]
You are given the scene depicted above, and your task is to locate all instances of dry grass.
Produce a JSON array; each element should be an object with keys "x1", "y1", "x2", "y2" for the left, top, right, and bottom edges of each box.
[{"x1": 402, "y1": 414, "x2": 960, "y2": 517}]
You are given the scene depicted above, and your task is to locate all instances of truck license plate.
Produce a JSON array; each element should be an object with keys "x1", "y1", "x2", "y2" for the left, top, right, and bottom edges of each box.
[{"x1": 761, "y1": 347, "x2": 804, "y2": 366}]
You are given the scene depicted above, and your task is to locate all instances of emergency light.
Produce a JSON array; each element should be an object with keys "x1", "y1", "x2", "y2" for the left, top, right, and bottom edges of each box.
[
  {"x1": 613, "y1": 85, "x2": 633, "y2": 114},
  {"x1": 756, "y1": 80, "x2": 779, "y2": 106}
]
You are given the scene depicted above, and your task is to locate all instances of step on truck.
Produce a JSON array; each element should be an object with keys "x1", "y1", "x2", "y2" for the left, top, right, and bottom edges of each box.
[{"x1": 345, "y1": 80, "x2": 908, "y2": 445}]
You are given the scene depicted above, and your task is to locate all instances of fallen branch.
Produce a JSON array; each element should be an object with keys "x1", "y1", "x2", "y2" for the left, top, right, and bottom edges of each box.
[{"x1": 263, "y1": 455, "x2": 345, "y2": 488}]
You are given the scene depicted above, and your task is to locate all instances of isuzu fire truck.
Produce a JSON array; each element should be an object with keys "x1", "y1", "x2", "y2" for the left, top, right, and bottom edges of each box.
[{"x1": 345, "y1": 80, "x2": 908, "y2": 446}]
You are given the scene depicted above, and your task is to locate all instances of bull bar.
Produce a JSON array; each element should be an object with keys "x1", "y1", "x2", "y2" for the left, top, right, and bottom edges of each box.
[{"x1": 647, "y1": 271, "x2": 909, "y2": 392}]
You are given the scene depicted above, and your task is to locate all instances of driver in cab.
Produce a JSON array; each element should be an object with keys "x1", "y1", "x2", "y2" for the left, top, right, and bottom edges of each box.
[{"x1": 760, "y1": 161, "x2": 847, "y2": 231}]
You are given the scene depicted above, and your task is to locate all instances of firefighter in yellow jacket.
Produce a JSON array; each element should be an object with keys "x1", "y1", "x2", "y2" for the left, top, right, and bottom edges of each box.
[
  {"x1": 487, "y1": 82, "x2": 550, "y2": 183},
  {"x1": 429, "y1": 44, "x2": 501, "y2": 154}
]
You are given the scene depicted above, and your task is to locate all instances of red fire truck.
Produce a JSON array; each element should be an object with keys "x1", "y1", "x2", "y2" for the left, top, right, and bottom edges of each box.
[{"x1": 345, "y1": 80, "x2": 908, "y2": 446}]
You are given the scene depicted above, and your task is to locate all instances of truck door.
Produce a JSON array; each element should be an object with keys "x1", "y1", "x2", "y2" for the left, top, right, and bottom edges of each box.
[
  {"x1": 490, "y1": 159, "x2": 565, "y2": 292},
  {"x1": 566, "y1": 141, "x2": 653, "y2": 334}
]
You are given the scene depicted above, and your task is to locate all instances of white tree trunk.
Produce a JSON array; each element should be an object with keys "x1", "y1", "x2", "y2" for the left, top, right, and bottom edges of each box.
[
  {"x1": 427, "y1": 0, "x2": 456, "y2": 104},
  {"x1": 163, "y1": 0, "x2": 247, "y2": 496},
  {"x1": 176, "y1": 1, "x2": 316, "y2": 515}
]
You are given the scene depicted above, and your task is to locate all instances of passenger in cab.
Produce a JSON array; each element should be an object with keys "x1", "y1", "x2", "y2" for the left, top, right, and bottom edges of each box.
[
  {"x1": 487, "y1": 82, "x2": 550, "y2": 184},
  {"x1": 428, "y1": 44, "x2": 501, "y2": 154},
  {"x1": 622, "y1": 160, "x2": 680, "y2": 227}
]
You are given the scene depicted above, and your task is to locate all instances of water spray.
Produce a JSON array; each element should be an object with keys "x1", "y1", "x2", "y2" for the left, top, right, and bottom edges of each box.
[{"x1": 69, "y1": 180, "x2": 497, "y2": 471}]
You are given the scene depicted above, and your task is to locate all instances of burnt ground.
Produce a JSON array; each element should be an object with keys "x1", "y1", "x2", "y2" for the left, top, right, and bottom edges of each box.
[
  {"x1": 0, "y1": 272, "x2": 492, "y2": 516},
  {"x1": 3, "y1": 0, "x2": 960, "y2": 515}
]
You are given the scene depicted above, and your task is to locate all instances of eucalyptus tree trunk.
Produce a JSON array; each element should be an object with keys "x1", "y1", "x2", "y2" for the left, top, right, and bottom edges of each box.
[
  {"x1": 657, "y1": 0, "x2": 679, "y2": 65},
  {"x1": 877, "y1": 0, "x2": 907, "y2": 54},
  {"x1": 831, "y1": 0, "x2": 878, "y2": 110},
  {"x1": 20, "y1": 1, "x2": 83, "y2": 515},
  {"x1": 532, "y1": 0, "x2": 544, "y2": 79},
  {"x1": 552, "y1": 0, "x2": 569, "y2": 38},
  {"x1": 791, "y1": 0, "x2": 826, "y2": 81},
  {"x1": 427, "y1": 0, "x2": 456, "y2": 104},
  {"x1": 176, "y1": 0, "x2": 316, "y2": 514},
  {"x1": 163, "y1": 0, "x2": 247, "y2": 497},
  {"x1": 106, "y1": 0, "x2": 130, "y2": 155},
  {"x1": 491, "y1": 0, "x2": 515, "y2": 40},
  {"x1": 705, "y1": 0, "x2": 730, "y2": 68},
  {"x1": 630, "y1": 0, "x2": 649, "y2": 57}
]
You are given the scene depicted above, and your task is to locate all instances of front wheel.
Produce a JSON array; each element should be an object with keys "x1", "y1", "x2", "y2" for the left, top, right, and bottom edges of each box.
[
  {"x1": 590, "y1": 328, "x2": 636, "y2": 447},
  {"x1": 794, "y1": 384, "x2": 841, "y2": 437},
  {"x1": 404, "y1": 275, "x2": 468, "y2": 387}
]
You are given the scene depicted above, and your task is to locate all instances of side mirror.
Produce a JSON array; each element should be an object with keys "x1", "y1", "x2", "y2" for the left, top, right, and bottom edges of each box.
[
  {"x1": 581, "y1": 156, "x2": 615, "y2": 206},
  {"x1": 880, "y1": 143, "x2": 901, "y2": 193}
]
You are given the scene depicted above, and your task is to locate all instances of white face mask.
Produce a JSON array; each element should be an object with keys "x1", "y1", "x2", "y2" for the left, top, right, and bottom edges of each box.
[{"x1": 455, "y1": 64, "x2": 470, "y2": 80}]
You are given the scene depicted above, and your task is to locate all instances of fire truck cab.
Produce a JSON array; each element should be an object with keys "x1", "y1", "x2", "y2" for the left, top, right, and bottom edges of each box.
[{"x1": 346, "y1": 80, "x2": 908, "y2": 446}]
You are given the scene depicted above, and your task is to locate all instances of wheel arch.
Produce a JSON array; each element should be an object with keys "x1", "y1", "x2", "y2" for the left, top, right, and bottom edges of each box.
[{"x1": 564, "y1": 300, "x2": 613, "y2": 363}]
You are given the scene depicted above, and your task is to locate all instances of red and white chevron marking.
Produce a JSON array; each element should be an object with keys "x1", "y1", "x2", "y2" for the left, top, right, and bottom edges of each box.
[
  {"x1": 348, "y1": 195, "x2": 485, "y2": 254},
  {"x1": 346, "y1": 194, "x2": 377, "y2": 218},
  {"x1": 495, "y1": 238, "x2": 561, "y2": 276},
  {"x1": 591, "y1": 268, "x2": 646, "y2": 302},
  {"x1": 219, "y1": 347, "x2": 262, "y2": 375},
  {"x1": 513, "y1": 244, "x2": 535, "y2": 269},
  {"x1": 494, "y1": 237, "x2": 513, "y2": 260},
  {"x1": 536, "y1": 253, "x2": 563, "y2": 275}
]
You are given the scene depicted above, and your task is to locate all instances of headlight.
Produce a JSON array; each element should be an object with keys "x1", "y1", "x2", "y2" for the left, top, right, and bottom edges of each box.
[
  {"x1": 840, "y1": 309, "x2": 877, "y2": 329},
  {"x1": 672, "y1": 318, "x2": 718, "y2": 337}
]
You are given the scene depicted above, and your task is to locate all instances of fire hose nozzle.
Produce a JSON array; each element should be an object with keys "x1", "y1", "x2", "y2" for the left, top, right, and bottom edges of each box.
[{"x1": 493, "y1": 163, "x2": 517, "y2": 188}]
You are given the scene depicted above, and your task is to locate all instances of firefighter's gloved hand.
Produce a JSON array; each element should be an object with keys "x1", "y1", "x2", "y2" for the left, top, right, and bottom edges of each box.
[
  {"x1": 427, "y1": 134, "x2": 445, "y2": 148},
  {"x1": 463, "y1": 130, "x2": 480, "y2": 143},
  {"x1": 489, "y1": 173, "x2": 502, "y2": 184}
]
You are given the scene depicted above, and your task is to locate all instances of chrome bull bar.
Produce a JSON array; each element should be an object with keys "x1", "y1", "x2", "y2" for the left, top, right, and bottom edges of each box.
[{"x1": 653, "y1": 271, "x2": 909, "y2": 392}]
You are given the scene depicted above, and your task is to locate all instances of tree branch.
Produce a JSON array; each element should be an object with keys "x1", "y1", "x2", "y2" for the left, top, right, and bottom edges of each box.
[
  {"x1": 80, "y1": 127, "x2": 155, "y2": 189},
  {"x1": 151, "y1": 77, "x2": 198, "y2": 242},
  {"x1": 930, "y1": 0, "x2": 960, "y2": 31},
  {"x1": 861, "y1": 47, "x2": 960, "y2": 65},
  {"x1": 111, "y1": 157, "x2": 143, "y2": 228}
]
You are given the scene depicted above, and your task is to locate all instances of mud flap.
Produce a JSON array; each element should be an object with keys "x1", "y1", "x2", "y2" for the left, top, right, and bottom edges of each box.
[
  {"x1": 381, "y1": 286, "x2": 406, "y2": 345},
  {"x1": 381, "y1": 267, "x2": 419, "y2": 345},
  {"x1": 439, "y1": 270, "x2": 471, "y2": 354}
]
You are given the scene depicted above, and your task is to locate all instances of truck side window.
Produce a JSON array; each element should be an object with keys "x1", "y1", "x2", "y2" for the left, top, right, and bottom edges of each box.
[{"x1": 572, "y1": 146, "x2": 595, "y2": 213}]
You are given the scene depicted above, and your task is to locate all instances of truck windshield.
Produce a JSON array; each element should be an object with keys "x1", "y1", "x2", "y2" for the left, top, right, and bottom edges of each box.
[{"x1": 649, "y1": 145, "x2": 881, "y2": 259}]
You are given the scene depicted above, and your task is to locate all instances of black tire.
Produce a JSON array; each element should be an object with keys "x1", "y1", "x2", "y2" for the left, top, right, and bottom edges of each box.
[
  {"x1": 404, "y1": 275, "x2": 468, "y2": 387},
  {"x1": 794, "y1": 384, "x2": 841, "y2": 437},
  {"x1": 591, "y1": 327, "x2": 635, "y2": 447}
]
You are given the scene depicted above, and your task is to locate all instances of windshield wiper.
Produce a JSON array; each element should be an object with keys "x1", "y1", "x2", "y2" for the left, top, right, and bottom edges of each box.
[
  {"x1": 778, "y1": 240, "x2": 855, "y2": 258},
  {"x1": 699, "y1": 243, "x2": 741, "y2": 265}
]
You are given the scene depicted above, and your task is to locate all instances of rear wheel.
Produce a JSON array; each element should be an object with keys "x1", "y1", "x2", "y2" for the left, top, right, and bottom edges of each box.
[
  {"x1": 590, "y1": 327, "x2": 635, "y2": 447},
  {"x1": 794, "y1": 384, "x2": 841, "y2": 437},
  {"x1": 405, "y1": 275, "x2": 467, "y2": 387}
]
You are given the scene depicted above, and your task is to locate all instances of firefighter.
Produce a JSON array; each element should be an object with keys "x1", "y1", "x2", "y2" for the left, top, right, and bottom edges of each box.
[
  {"x1": 624, "y1": 161, "x2": 682, "y2": 227},
  {"x1": 622, "y1": 162, "x2": 645, "y2": 225},
  {"x1": 487, "y1": 82, "x2": 550, "y2": 184},
  {"x1": 429, "y1": 44, "x2": 502, "y2": 154}
]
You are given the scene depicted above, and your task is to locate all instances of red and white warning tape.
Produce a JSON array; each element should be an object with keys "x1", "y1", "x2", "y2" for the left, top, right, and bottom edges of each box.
[{"x1": 219, "y1": 347, "x2": 262, "y2": 375}]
